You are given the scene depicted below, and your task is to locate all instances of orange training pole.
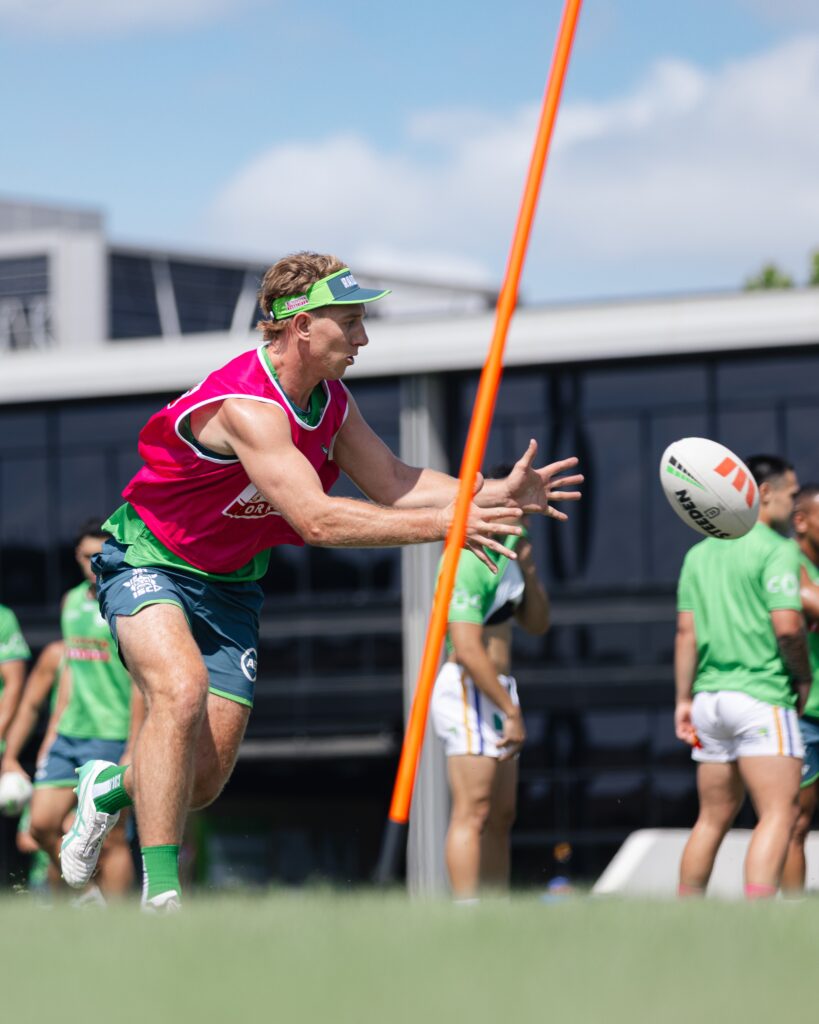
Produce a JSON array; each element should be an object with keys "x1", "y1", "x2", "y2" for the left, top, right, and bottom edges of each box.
[{"x1": 375, "y1": 0, "x2": 584, "y2": 881}]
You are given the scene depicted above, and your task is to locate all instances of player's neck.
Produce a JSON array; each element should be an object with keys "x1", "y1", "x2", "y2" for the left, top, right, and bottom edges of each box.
[{"x1": 266, "y1": 348, "x2": 321, "y2": 410}]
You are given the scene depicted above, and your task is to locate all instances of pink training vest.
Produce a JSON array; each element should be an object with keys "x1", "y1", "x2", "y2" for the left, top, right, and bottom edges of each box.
[{"x1": 123, "y1": 346, "x2": 349, "y2": 573}]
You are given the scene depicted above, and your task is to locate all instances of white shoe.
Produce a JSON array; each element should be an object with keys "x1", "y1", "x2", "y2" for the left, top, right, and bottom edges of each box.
[
  {"x1": 142, "y1": 890, "x2": 181, "y2": 914},
  {"x1": 70, "y1": 883, "x2": 107, "y2": 909},
  {"x1": 60, "y1": 760, "x2": 120, "y2": 888}
]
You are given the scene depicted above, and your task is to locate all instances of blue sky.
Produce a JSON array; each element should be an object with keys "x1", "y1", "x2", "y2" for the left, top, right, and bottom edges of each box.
[{"x1": 1, "y1": 0, "x2": 818, "y2": 301}]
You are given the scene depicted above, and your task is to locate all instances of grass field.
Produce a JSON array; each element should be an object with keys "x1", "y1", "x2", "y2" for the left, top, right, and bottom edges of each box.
[{"x1": 3, "y1": 890, "x2": 819, "y2": 1023}]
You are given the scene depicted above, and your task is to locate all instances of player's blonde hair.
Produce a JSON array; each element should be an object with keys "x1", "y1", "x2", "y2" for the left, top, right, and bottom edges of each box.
[{"x1": 256, "y1": 251, "x2": 346, "y2": 342}]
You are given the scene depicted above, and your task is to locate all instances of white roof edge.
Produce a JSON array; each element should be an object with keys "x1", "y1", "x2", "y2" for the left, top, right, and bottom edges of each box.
[{"x1": 2, "y1": 288, "x2": 818, "y2": 404}]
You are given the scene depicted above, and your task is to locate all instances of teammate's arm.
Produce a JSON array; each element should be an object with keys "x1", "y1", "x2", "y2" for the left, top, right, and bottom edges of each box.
[
  {"x1": 771, "y1": 609, "x2": 812, "y2": 714},
  {"x1": 0, "y1": 641, "x2": 64, "y2": 776},
  {"x1": 449, "y1": 621, "x2": 526, "y2": 760},
  {"x1": 334, "y1": 397, "x2": 583, "y2": 519},
  {"x1": 218, "y1": 398, "x2": 521, "y2": 570},
  {"x1": 513, "y1": 537, "x2": 550, "y2": 635},
  {"x1": 674, "y1": 611, "x2": 699, "y2": 745},
  {"x1": 36, "y1": 661, "x2": 72, "y2": 767},
  {"x1": 0, "y1": 658, "x2": 26, "y2": 746}
]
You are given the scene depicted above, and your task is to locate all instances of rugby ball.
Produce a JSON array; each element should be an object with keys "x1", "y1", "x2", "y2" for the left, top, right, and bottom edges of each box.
[
  {"x1": 0, "y1": 771, "x2": 33, "y2": 817},
  {"x1": 659, "y1": 438, "x2": 759, "y2": 540}
]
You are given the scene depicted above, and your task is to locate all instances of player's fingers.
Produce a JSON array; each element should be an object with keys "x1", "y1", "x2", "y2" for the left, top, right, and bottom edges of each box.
[
  {"x1": 547, "y1": 490, "x2": 583, "y2": 502},
  {"x1": 548, "y1": 473, "x2": 584, "y2": 489},
  {"x1": 467, "y1": 543, "x2": 499, "y2": 573},
  {"x1": 544, "y1": 507, "x2": 569, "y2": 521},
  {"x1": 472, "y1": 534, "x2": 517, "y2": 559},
  {"x1": 472, "y1": 471, "x2": 485, "y2": 496},
  {"x1": 538, "y1": 456, "x2": 579, "y2": 480},
  {"x1": 515, "y1": 438, "x2": 538, "y2": 470},
  {"x1": 479, "y1": 505, "x2": 523, "y2": 523}
]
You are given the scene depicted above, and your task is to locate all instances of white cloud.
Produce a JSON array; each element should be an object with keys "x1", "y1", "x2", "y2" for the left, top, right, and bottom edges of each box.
[
  {"x1": 0, "y1": 0, "x2": 243, "y2": 34},
  {"x1": 207, "y1": 36, "x2": 819, "y2": 301}
]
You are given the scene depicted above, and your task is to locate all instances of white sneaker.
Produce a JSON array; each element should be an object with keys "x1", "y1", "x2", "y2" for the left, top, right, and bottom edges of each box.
[
  {"x1": 142, "y1": 890, "x2": 182, "y2": 914},
  {"x1": 70, "y1": 883, "x2": 107, "y2": 909},
  {"x1": 60, "y1": 760, "x2": 120, "y2": 888}
]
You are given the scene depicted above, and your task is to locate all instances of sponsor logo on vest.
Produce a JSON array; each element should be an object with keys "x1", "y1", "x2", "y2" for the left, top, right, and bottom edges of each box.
[
  {"x1": 240, "y1": 647, "x2": 258, "y2": 682},
  {"x1": 222, "y1": 482, "x2": 282, "y2": 520},
  {"x1": 123, "y1": 568, "x2": 164, "y2": 599},
  {"x1": 714, "y1": 456, "x2": 756, "y2": 509},
  {"x1": 674, "y1": 489, "x2": 731, "y2": 538}
]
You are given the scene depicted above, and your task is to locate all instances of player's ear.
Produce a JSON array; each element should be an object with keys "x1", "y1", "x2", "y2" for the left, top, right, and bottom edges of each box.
[{"x1": 291, "y1": 311, "x2": 313, "y2": 341}]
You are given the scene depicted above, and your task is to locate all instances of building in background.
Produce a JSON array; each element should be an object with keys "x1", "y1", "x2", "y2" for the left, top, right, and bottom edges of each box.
[{"x1": 2, "y1": 197, "x2": 819, "y2": 888}]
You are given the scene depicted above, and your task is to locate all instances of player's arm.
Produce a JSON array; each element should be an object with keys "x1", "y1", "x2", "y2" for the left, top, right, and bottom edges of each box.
[
  {"x1": 1, "y1": 641, "x2": 64, "y2": 776},
  {"x1": 674, "y1": 611, "x2": 699, "y2": 745},
  {"x1": 771, "y1": 609, "x2": 812, "y2": 715},
  {"x1": 0, "y1": 658, "x2": 26, "y2": 745},
  {"x1": 36, "y1": 661, "x2": 72, "y2": 767},
  {"x1": 219, "y1": 398, "x2": 521, "y2": 570},
  {"x1": 513, "y1": 536, "x2": 550, "y2": 635},
  {"x1": 335, "y1": 398, "x2": 583, "y2": 519},
  {"x1": 449, "y1": 621, "x2": 526, "y2": 761}
]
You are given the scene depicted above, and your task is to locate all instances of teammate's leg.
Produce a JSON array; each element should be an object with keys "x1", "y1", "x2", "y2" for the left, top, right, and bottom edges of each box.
[
  {"x1": 781, "y1": 781, "x2": 818, "y2": 894},
  {"x1": 679, "y1": 761, "x2": 743, "y2": 895},
  {"x1": 445, "y1": 755, "x2": 497, "y2": 899},
  {"x1": 29, "y1": 786, "x2": 78, "y2": 872},
  {"x1": 480, "y1": 758, "x2": 518, "y2": 890},
  {"x1": 96, "y1": 813, "x2": 134, "y2": 897},
  {"x1": 739, "y1": 755, "x2": 801, "y2": 896}
]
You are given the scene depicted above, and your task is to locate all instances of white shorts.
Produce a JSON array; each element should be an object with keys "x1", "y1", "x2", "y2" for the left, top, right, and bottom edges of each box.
[
  {"x1": 691, "y1": 690, "x2": 804, "y2": 763},
  {"x1": 430, "y1": 661, "x2": 518, "y2": 758}
]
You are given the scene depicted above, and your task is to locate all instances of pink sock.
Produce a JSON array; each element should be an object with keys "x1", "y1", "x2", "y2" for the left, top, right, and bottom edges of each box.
[
  {"x1": 678, "y1": 883, "x2": 704, "y2": 898},
  {"x1": 744, "y1": 883, "x2": 777, "y2": 900}
]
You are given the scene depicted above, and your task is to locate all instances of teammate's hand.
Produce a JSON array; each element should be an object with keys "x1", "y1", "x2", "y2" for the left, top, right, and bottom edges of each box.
[
  {"x1": 0, "y1": 758, "x2": 28, "y2": 780},
  {"x1": 497, "y1": 707, "x2": 526, "y2": 761},
  {"x1": 674, "y1": 701, "x2": 698, "y2": 746},
  {"x1": 504, "y1": 441, "x2": 583, "y2": 520},
  {"x1": 444, "y1": 474, "x2": 523, "y2": 573}
]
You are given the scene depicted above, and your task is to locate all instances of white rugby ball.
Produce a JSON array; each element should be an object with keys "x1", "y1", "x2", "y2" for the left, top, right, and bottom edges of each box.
[
  {"x1": 0, "y1": 771, "x2": 33, "y2": 817},
  {"x1": 659, "y1": 437, "x2": 759, "y2": 540}
]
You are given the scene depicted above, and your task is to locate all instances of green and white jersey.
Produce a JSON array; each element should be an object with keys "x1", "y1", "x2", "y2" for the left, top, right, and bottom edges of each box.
[
  {"x1": 445, "y1": 533, "x2": 525, "y2": 655},
  {"x1": 0, "y1": 603, "x2": 30, "y2": 697},
  {"x1": 677, "y1": 521, "x2": 802, "y2": 708},
  {"x1": 798, "y1": 549, "x2": 819, "y2": 720},
  {"x1": 57, "y1": 582, "x2": 132, "y2": 741}
]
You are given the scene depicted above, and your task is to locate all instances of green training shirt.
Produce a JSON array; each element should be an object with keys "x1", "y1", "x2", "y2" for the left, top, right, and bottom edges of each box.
[
  {"x1": 677, "y1": 521, "x2": 803, "y2": 708},
  {"x1": 445, "y1": 532, "x2": 525, "y2": 655},
  {"x1": 0, "y1": 604, "x2": 30, "y2": 697},
  {"x1": 57, "y1": 582, "x2": 132, "y2": 741},
  {"x1": 798, "y1": 548, "x2": 819, "y2": 720}
]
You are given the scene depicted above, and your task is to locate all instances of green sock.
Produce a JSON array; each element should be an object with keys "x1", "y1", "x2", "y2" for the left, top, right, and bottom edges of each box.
[
  {"x1": 92, "y1": 764, "x2": 133, "y2": 814},
  {"x1": 141, "y1": 845, "x2": 180, "y2": 901}
]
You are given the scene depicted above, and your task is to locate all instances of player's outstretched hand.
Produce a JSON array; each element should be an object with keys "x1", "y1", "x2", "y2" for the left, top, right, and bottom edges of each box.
[
  {"x1": 444, "y1": 473, "x2": 523, "y2": 573},
  {"x1": 504, "y1": 440, "x2": 583, "y2": 519},
  {"x1": 497, "y1": 707, "x2": 526, "y2": 761}
]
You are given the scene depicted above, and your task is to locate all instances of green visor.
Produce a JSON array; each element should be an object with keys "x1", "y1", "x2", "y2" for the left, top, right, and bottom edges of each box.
[{"x1": 269, "y1": 268, "x2": 391, "y2": 320}]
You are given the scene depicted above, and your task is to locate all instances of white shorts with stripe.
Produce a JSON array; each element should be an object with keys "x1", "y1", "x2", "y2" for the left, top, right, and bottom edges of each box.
[
  {"x1": 691, "y1": 690, "x2": 804, "y2": 763},
  {"x1": 430, "y1": 661, "x2": 518, "y2": 758}
]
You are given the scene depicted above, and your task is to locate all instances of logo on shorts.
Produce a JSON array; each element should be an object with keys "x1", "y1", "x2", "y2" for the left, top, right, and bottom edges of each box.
[
  {"x1": 803, "y1": 762, "x2": 811, "y2": 777},
  {"x1": 222, "y1": 482, "x2": 282, "y2": 520},
  {"x1": 240, "y1": 647, "x2": 258, "y2": 682},
  {"x1": 123, "y1": 569, "x2": 163, "y2": 599}
]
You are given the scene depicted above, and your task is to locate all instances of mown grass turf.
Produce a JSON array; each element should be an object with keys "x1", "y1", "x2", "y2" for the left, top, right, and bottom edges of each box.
[{"x1": 2, "y1": 890, "x2": 818, "y2": 1023}]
